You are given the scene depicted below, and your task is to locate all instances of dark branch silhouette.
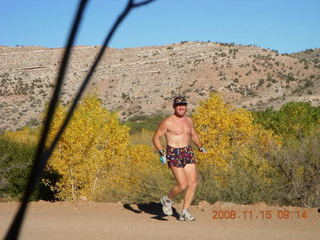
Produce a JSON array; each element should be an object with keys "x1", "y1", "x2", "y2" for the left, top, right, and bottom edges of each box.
[
  {"x1": 131, "y1": 0, "x2": 155, "y2": 7},
  {"x1": 47, "y1": 0, "x2": 155, "y2": 158},
  {"x1": 4, "y1": 0, "x2": 156, "y2": 239}
]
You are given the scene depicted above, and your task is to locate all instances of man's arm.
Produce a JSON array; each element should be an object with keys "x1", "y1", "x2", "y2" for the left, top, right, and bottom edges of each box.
[
  {"x1": 189, "y1": 117, "x2": 202, "y2": 149},
  {"x1": 152, "y1": 119, "x2": 167, "y2": 152}
]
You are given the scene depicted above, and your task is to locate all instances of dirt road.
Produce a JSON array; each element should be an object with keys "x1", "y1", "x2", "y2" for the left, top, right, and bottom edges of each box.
[{"x1": 1, "y1": 201, "x2": 319, "y2": 240}]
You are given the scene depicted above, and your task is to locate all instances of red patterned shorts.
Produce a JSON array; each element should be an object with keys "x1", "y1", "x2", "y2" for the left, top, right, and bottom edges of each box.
[{"x1": 166, "y1": 145, "x2": 196, "y2": 168}]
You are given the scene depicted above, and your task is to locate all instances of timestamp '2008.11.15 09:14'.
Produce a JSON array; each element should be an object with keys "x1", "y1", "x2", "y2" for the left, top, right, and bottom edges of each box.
[{"x1": 212, "y1": 209, "x2": 308, "y2": 220}]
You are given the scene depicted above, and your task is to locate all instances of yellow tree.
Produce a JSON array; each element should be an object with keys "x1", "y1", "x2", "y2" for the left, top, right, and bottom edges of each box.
[
  {"x1": 46, "y1": 96, "x2": 130, "y2": 200},
  {"x1": 192, "y1": 93, "x2": 280, "y2": 187}
]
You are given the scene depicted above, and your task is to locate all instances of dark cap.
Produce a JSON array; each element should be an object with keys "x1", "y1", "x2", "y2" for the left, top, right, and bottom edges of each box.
[{"x1": 173, "y1": 96, "x2": 187, "y2": 106}]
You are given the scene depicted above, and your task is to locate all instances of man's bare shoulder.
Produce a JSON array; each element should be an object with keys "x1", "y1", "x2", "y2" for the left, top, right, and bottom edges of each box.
[
  {"x1": 160, "y1": 115, "x2": 174, "y2": 126},
  {"x1": 158, "y1": 115, "x2": 172, "y2": 126},
  {"x1": 186, "y1": 116, "x2": 193, "y2": 123}
]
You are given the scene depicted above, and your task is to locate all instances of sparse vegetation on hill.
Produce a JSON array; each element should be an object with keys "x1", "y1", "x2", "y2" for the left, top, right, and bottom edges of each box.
[
  {"x1": 1, "y1": 42, "x2": 320, "y2": 132},
  {"x1": 290, "y1": 48, "x2": 320, "y2": 68}
]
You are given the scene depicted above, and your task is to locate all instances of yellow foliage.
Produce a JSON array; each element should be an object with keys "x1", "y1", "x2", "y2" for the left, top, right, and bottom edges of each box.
[
  {"x1": 46, "y1": 96, "x2": 130, "y2": 200},
  {"x1": 127, "y1": 144, "x2": 167, "y2": 189},
  {"x1": 2, "y1": 126, "x2": 39, "y2": 145},
  {"x1": 192, "y1": 93, "x2": 280, "y2": 186},
  {"x1": 93, "y1": 141, "x2": 171, "y2": 202},
  {"x1": 44, "y1": 93, "x2": 281, "y2": 202},
  {"x1": 129, "y1": 128, "x2": 166, "y2": 147},
  {"x1": 44, "y1": 95, "x2": 171, "y2": 201}
]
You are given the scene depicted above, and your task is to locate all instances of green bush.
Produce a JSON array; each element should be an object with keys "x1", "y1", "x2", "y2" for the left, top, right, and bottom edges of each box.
[
  {"x1": 0, "y1": 138, "x2": 36, "y2": 200},
  {"x1": 267, "y1": 133, "x2": 320, "y2": 207},
  {"x1": 0, "y1": 138, "x2": 54, "y2": 201},
  {"x1": 253, "y1": 102, "x2": 320, "y2": 139}
]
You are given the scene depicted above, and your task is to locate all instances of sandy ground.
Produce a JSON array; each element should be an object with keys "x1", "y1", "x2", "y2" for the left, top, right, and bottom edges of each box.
[{"x1": 0, "y1": 201, "x2": 319, "y2": 240}]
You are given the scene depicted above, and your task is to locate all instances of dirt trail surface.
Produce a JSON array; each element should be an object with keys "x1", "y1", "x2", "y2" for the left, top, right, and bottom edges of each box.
[{"x1": 1, "y1": 201, "x2": 319, "y2": 240}]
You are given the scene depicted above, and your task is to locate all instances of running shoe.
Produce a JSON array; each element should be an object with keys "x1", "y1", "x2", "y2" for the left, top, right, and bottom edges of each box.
[
  {"x1": 160, "y1": 196, "x2": 173, "y2": 216},
  {"x1": 179, "y1": 209, "x2": 195, "y2": 221}
]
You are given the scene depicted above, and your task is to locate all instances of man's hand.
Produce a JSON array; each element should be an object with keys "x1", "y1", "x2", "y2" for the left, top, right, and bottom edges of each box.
[
  {"x1": 159, "y1": 150, "x2": 167, "y2": 164},
  {"x1": 198, "y1": 147, "x2": 207, "y2": 153}
]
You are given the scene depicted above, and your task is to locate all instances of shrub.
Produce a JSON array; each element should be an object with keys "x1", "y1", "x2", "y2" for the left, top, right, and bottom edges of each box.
[
  {"x1": 192, "y1": 93, "x2": 279, "y2": 188},
  {"x1": 4, "y1": 94, "x2": 319, "y2": 207},
  {"x1": 45, "y1": 96, "x2": 169, "y2": 202},
  {"x1": 253, "y1": 102, "x2": 320, "y2": 139},
  {"x1": 0, "y1": 137, "x2": 53, "y2": 200},
  {"x1": 266, "y1": 133, "x2": 320, "y2": 207},
  {"x1": 46, "y1": 96, "x2": 130, "y2": 200},
  {"x1": 192, "y1": 96, "x2": 320, "y2": 207},
  {"x1": 195, "y1": 147, "x2": 281, "y2": 205},
  {"x1": 97, "y1": 144, "x2": 171, "y2": 203}
]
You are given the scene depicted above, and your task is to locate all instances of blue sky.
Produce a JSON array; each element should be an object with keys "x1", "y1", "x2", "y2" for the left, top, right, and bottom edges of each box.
[{"x1": 1, "y1": 0, "x2": 319, "y2": 53}]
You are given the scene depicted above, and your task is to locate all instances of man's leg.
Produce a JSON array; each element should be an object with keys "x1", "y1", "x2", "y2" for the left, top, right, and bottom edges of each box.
[
  {"x1": 167, "y1": 166, "x2": 187, "y2": 199},
  {"x1": 160, "y1": 166, "x2": 187, "y2": 216},
  {"x1": 182, "y1": 163, "x2": 197, "y2": 210},
  {"x1": 177, "y1": 163, "x2": 197, "y2": 221}
]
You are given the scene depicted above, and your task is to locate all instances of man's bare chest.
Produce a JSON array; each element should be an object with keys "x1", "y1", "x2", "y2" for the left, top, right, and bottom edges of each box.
[{"x1": 167, "y1": 121, "x2": 192, "y2": 135}]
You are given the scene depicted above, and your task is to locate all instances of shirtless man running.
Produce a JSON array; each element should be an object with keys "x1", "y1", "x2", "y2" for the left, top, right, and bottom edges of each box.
[{"x1": 152, "y1": 96, "x2": 206, "y2": 221}]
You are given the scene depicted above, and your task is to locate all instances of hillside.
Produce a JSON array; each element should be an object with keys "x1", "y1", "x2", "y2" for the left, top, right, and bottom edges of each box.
[
  {"x1": 1, "y1": 42, "x2": 320, "y2": 131},
  {"x1": 290, "y1": 48, "x2": 320, "y2": 68}
]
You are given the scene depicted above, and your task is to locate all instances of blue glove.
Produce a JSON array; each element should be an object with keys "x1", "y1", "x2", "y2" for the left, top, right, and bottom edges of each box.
[
  {"x1": 160, "y1": 155, "x2": 167, "y2": 164},
  {"x1": 159, "y1": 150, "x2": 167, "y2": 164},
  {"x1": 199, "y1": 147, "x2": 207, "y2": 153}
]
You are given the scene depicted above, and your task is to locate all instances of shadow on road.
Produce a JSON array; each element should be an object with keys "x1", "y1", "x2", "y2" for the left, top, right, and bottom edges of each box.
[{"x1": 123, "y1": 202, "x2": 179, "y2": 221}]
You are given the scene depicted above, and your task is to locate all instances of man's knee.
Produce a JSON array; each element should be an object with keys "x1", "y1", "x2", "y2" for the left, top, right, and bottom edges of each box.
[
  {"x1": 178, "y1": 182, "x2": 188, "y2": 191},
  {"x1": 187, "y1": 180, "x2": 197, "y2": 189}
]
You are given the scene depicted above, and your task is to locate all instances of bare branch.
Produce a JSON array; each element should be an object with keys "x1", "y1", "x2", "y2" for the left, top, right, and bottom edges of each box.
[
  {"x1": 4, "y1": 0, "x2": 156, "y2": 239},
  {"x1": 47, "y1": 0, "x2": 155, "y2": 157},
  {"x1": 131, "y1": 0, "x2": 156, "y2": 8}
]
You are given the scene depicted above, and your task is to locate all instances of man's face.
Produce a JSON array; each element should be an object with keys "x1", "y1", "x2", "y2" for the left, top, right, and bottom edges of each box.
[{"x1": 174, "y1": 104, "x2": 187, "y2": 117}]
